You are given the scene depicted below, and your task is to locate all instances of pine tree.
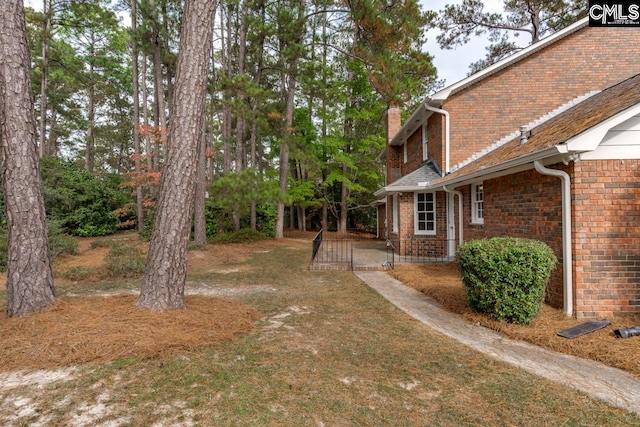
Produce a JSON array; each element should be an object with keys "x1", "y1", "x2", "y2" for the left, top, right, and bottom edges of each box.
[
  {"x1": 1, "y1": 0, "x2": 56, "y2": 317},
  {"x1": 432, "y1": 0, "x2": 587, "y2": 74}
]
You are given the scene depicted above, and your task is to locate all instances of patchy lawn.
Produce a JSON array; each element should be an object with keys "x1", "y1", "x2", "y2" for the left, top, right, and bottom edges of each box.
[{"x1": 0, "y1": 232, "x2": 638, "y2": 426}]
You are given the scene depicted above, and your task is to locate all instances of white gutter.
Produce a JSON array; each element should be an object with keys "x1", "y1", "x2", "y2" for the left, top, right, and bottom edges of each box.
[
  {"x1": 533, "y1": 161, "x2": 573, "y2": 317},
  {"x1": 424, "y1": 105, "x2": 450, "y2": 174},
  {"x1": 443, "y1": 185, "x2": 463, "y2": 246},
  {"x1": 374, "y1": 185, "x2": 430, "y2": 198}
]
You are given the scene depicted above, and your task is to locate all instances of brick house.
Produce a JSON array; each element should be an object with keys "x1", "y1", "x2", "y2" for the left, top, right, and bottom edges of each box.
[{"x1": 374, "y1": 18, "x2": 640, "y2": 318}]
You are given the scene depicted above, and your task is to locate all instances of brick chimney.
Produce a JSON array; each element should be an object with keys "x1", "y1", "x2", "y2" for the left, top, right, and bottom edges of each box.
[{"x1": 386, "y1": 106, "x2": 401, "y2": 144}]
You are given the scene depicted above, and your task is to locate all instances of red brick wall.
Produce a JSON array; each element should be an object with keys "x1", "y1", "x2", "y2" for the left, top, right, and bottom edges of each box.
[
  {"x1": 452, "y1": 160, "x2": 640, "y2": 318},
  {"x1": 441, "y1": 26, "x2": 640, "y2": 169},
  {"x1": 390, "y1": 114, "x2": 448, "y2": 179},
  {"x1": 457, "y1": 185, "x2": 489, "y2": 242},
  {"x1": 389, "y1": 191, "x2": 448, "y2": 256},
  {"x1": 428, "y1": 114, "x2": 445, "y2": 174},
  {"x1": 454, "y1": 166, "x2": 567, "y2": 310},
  {"x1": 573, "y1": 160, "x2": 640, "y2": 318},
  {"x1": 402, "y1": 128, "x2": 424, "y2": 175}
]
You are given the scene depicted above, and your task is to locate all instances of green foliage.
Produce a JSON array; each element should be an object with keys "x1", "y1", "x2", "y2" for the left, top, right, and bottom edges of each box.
[
  {"x1": 0, "y1": 221, "x2": 77, "y2": 273},
  {"x1": 457, "y1": 237, "x2": 557, "y2": 325},
  {"x1": 60, "y1": 266, "x2": 95, "y2": 282},
  {"x1": 432, "y1": 0, "x2": 586, "y2": 74},
  {"x1": 210, "y1": 228, "x2": 269, "y2": 244},
  {"x1": 0, "y1": 229, "x2": 7, "y2": 274},
  {"x1": 40, "y1": 157, "x2": 130, "y2": 236},
  {"x1": 204, "y1": 198, "x2": 277, "y2": 239},
  {"x1": 99, "y1": 242, "x2": 146, "y2": 279},
  {"x1": 47, "y1": 220, "x2": 79, "y2": 258}
]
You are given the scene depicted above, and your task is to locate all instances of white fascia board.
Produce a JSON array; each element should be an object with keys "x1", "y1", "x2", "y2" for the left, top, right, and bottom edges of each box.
[
  {"x1": 428, "y1": 18, "x2": 588, "y2": 106},
  {"x1": 374, "y1": 184, "x2": 431, "y2": 197},
  {"x1": 565, "y1": 103, "x2": 640, "y2": 152},
  {"x1": 389, "y1": 104, "x2": 433, "y2": 146},
  {"x1": 428, "y1": 147, "x2": 565, "y2": 190}
]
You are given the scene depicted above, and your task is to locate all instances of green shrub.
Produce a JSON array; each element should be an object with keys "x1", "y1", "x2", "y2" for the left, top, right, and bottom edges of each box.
[
  {"x1": 457, "y1": 237, "x2": 557, "y2": 325},
  {"x1": 60, "y1": 266, "x2": 95, "y2": 281},
  {"x1": 48, "y1": 220, "x2": 79, "y2": 258},
  {"x1": 0, "y1": 229, "x2": 7, "y2": 273},
  {"x1": 40, "y1": 157, "x2": 130, "y2": 236},
  {"x1": 99, "y1": 243, "x2": 146, "y2": 279}
]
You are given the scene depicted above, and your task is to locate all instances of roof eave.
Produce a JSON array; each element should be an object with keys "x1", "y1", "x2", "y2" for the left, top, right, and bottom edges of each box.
[
  {"x1": 429, "y1": 146, "x2": 569, "y2": 190},
  {"x1": 389, "y1": 104, "x2": 434, "y2": 146},
  {"x1": 374, "y1": 184, "x2": 431, "y2": 198},
  {"x1": 428, "y1": 18, "x2": 589, "y2": 105}
]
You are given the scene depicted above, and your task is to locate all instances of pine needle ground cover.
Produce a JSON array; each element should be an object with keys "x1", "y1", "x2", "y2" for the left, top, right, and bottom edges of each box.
[
  {"x1": 0, "y1": 233, "x2": 638, "y2": 426},
  {"x1": 390, "y1": 263, "x2": 640, "y2": 376}
]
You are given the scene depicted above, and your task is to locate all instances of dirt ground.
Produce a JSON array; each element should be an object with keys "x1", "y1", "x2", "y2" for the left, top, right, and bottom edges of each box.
[{"x1": 1, "y1": 232, "x2": 639, "y2": 378}]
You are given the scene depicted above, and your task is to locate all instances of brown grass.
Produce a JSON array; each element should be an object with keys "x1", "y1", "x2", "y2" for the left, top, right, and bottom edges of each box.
[
  {"x1": 0, "y1": 294, "x2": 260, "y2": 371},
  {"x1": 390, "y1": 263, "x2": 640, "y2": 377}
]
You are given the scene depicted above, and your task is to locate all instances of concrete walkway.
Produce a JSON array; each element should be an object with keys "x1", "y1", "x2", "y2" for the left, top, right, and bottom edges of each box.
[{"x1": 354, "y1": 270, "x2": 640, "y2": 415}]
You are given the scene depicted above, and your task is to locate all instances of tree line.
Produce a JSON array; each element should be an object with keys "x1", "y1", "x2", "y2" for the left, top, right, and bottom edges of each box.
[
  {"x1": 26, "y1": 0, "x2": 438, "y2": 241},
  {"x1": 1, "y1": 0, "x2": 584, "y2": 315}
]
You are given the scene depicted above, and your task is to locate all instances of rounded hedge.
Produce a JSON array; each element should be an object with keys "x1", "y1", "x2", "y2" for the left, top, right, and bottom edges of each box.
[{"x1": 456, "y1": 237, "x2": 557, "y2": 325}]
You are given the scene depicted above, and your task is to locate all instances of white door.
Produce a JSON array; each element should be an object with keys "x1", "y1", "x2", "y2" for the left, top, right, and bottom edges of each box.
[{"x1": 446, "y1": 192, "x2": 456, "y2": 259}]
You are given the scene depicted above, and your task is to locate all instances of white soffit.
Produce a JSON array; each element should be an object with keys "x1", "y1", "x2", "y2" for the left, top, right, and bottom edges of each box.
[{"x1": 565, "y1": 104, "x2": 640, "y2": 152}]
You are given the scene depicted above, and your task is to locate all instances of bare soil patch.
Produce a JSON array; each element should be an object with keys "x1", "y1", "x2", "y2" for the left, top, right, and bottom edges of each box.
[{"x1": 390, "y1": 263, "x2": 640, "y2": 377}]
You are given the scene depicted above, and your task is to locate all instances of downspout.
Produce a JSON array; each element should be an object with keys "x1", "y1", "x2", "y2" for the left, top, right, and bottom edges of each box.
[
  {"x1": 442, "y1": 185, "x2": 464, "y2": 246},
  {"x1": 424, "y1": 105, "x2": 450, "y2": 174},
  {"x1": 533, "y1": 161, "x2": 573, "y2": 317}
]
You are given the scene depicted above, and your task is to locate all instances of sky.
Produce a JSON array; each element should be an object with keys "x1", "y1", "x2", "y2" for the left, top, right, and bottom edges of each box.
[{"x1": 420, "y1": 0, "x2": 506, "y2": 86}]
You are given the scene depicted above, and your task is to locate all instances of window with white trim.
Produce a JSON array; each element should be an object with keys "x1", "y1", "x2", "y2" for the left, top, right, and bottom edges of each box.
[
  {"x1": 403, "y1": 142, "x2": 407, "y2": 163},
  {"x1": 414, "y1": 192, "x2": 436, "y2": 235},
  {"x1": 422, "y1": 125, "x2": 428, "y2": 161},
  {"x1": 472, "y1": 183, "x2": 484, "y2": 224},
  {"x1": 392, "y1": 194, "x2": 399, "y2": 234}
]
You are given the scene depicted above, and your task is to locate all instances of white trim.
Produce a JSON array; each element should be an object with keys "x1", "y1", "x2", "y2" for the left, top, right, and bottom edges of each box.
[
  {"x1": 471, "y1": 182, "x2": 484, "y2": 225},
  {"x1": 422, "y1": 124, "x2": 428, "y2": 161},
  {"x1": 387, "y1": 18, "x2": 589, "y2": 148},
  {"x1": 392, "y1": 194, "x2": 399, "y2": 234},
  {"x1": 414, "y1": 192, "x2": 436, "y2": 235},
  {"x1": 429, "y1": 18, "x2": 588, "y2": 105},
  {"x1": 581, "y1": 145, "x2": 640, "y2": 160},
  {"x1": 565, "y1": 104, "x2": 640, "y2": 152},
  {"x1": 403, "y1": 142, "x2": 408, "y2": 163}
]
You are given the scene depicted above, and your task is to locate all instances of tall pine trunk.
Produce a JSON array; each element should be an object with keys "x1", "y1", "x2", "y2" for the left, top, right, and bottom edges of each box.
[
  {"x1": 275, "y1": 61, "x2": 297, "y2": 239},
  {"x1": 137, "y1": 0, "x2": 215, "y2": 311},
  {"x1": 38, "y1": 0, "x2": 51, "y2": 158},
  {"x1": 132, "y1": 0, "x2": 144, "y2": 233},
  {"x1": 1, "y1": 0, "x2": 56, "y2": 317}
]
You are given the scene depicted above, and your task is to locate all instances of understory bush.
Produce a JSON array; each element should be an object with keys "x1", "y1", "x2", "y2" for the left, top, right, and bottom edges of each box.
[
  {"x1": 99, "y1": 242, "x2": 146, "y2": 279},
  {"x1": 47, "y1": 220, "x2": 79, "y2": 258},
  {"x1": 40, "y1": 157, "x2": 131, "y2": 236},
  {"x1": 0, "y1": 221, "x2": 77, "y2": 273},
  {"x1": 457, "y1": 237, "x2": 557, "y2": 325}
]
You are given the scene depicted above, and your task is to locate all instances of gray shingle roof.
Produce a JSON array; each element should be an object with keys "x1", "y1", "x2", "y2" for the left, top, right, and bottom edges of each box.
[{"x1": 388, "y1": 160, "x2": 442, "y2": 188}]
